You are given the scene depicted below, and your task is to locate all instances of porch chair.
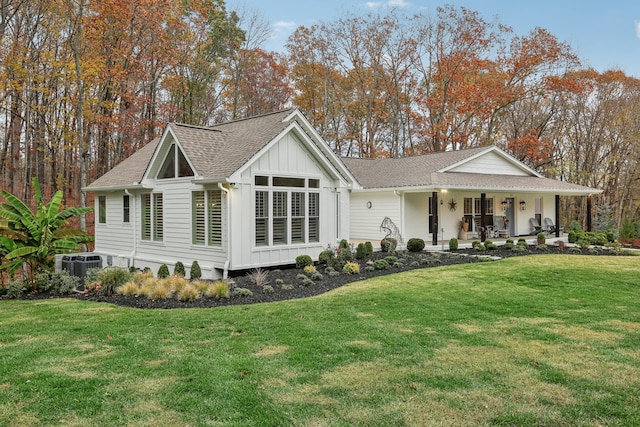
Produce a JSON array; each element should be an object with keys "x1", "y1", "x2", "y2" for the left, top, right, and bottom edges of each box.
[
  {"x1": 529, "y1": 218, "x2": 543, "y2": 234},
  {"x1": 543, "y1": 217, "x2": 563, "y2": 234},
  {"x1": 493, "y1": 216, "x2": 509, "y2": 238},
  {"x1": 473, "y1": 217, "x2": 493, "y2": 239}
]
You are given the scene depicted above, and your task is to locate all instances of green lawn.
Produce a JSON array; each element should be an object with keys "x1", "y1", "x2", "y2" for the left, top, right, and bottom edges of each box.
[{"x1": 1, "y1": 255, "x2": 639, "y2": 426}]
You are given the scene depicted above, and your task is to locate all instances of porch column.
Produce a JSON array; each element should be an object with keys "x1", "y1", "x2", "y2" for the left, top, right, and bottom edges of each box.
[
  {"x1": 586, "y1": 194, "x2": 593, "y2": 232},
  {"x1": 555, "y1": 194, "x2": 560, "y2": 238},
  {"x1": 480, "y1": 193, "x2": 487, "y2": 242},
  {"x1": 431, "y1": 192, "x2": 438, "y2": 246}
]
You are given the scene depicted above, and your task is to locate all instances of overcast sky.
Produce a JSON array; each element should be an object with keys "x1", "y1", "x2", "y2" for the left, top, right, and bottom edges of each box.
[{"x1": 226, "y1": 0, "x2": 640, "y2": 78}]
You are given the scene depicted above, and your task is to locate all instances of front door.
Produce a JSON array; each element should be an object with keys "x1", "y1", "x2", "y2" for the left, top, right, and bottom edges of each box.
[{"x1": 506, "y1": 197, "x2": 515, "y2": 235}]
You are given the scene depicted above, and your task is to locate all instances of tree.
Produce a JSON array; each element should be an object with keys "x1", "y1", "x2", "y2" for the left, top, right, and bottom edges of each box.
[{"x1": 0, "y1": 177, "x2": 93, "y2": 287}]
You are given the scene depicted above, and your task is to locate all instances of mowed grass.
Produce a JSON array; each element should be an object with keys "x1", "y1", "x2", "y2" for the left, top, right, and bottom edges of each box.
[{"x1": 1, "y1": 255, "x2": 639, "y2": 427}]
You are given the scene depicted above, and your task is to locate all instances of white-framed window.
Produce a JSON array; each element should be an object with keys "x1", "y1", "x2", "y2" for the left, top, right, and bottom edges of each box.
[
  {"x1": 192, "y1": 190, "x2": 222, "y2": 246},
  {"x1": 158, "y1": 144, "x2": 194, "y2": 179},
  {"x1": 123, "y1": 195, "x2": 130, "y2": 223},
  {"x1": 464, "y1": 197, "x2": 494, "y2": 231},
  {"x1": 141, "y1": 193, "x2": 163, "y2": 241},
  {"x1": 254, "y1": 175, "x2": 321, "y2": 247},
  {"x1": 98, "y1": 196, "x2": 106, "y2": 224}
]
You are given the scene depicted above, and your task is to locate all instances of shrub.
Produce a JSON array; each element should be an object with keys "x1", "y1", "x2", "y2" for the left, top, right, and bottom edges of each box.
[
  {"x1": 449, "y1": 237, "x2": 459, "y2": 251},
  {"x1": 50, "y1": 271, "x2": 80, "y2": 295},
  {"x1": 406, "y1": 238, "x2": 425, "y2": 252},
  {"x1": 536, "y1": 244, "x2": 549, "y2": 251},
  {"x1": 296, "y1": 273, "x2": 307, "y2": 281},
  {"x1": 262, "y1": 285, "x2": 275, "y2": 294},
  {"x1": 232, "y1": 287, "x2": 253, "y2": 297},
  {"x1": 35, "y1": 272, "x2": 52, "y2": 292},
  {"x1": 247, "y1": 268, "x2": 269, "y2": 286},
  {"x1": 537, "y1": 233, "x2": 546, "y2": 245},
  {"x1": 301, "y1": 277, "x2": 314, "y2": 286},
  {"x1": 173, "y1": 261, "x2": 186, "y2": 277},
  {"x1": 380, "y1": 237, "x2": 397, "y2": 253},
  {"x1": 342, "y1": 262, "x2": 360, "y2": 274},
  {"x1": 93, "y1": 267, "x2": 132, "y2": 296},
  {"x1": 177, "y1": 284, "x2": 199, "y2": 301},
  {"x1": 318, "y1": 250, "x2": 334, "y2": 265},
  {"x1": 296, "y1": 254, "x2": 313, "y2": 269},
  {"x1": 364, "y1": 265, "x2": 375, "y2": 272},
  {"x1": 157, "y1": 264, "x2": 170, "y2": 279},
  {"x1": 6, "y1": 280, "x2": 25, "y2": 299},
  {"x1": 189, "y1": 261, "x2": 202, "y2": 280},
  {"x1": 384, "y1": 255, "x2": 398, "y2": 264},
  {"x1": 328, "y1": 270, "x2": 341, "y2": 277},
  {"x1": 373, "y1": 259, "x2": 389, "y2": 270},
  {"x1": 330, "y1": 247, "x2": 353, "y2": 271},
  {"x1": 364, "y1": 241, "x2": 374, "y2": 256},
  {"x1": 471, "y1": 240, "x2": 485, "y2": 251},
  {"x1": 355, "y1": 243, "x2": 367, "y2": 259},
  {"x1": 511, "y1": 245, "x2": 526, "y2": 252},
  {"x1": 192, "y1": 280, "x2": 211, "y2": 293},
  {"x1": 485, "y1": 241, "x2": 497, "y2": 250},
  {"x1": 303, "y1": 265, "x2": 317, "y2": 274},
  {"x1": 275, "y1": 278, "x2": 284, "y2": 285},
  {"x1": 309, "y1": 271, "x2": 323, "y2": 281},
  {"x1": 206, "y1": 280, "x2": 229, "y2": 299},
  {"x1": 506, "y1": 238, "x2": 514, "y2": 244},
  {"x1": 339, "y1": 239, "x2": 350, "y2": 250},
  {"x1": 517, "y1": 238, "x2": 527, "y2": 245},
  {"x1": 503, "y1": 242, "x2": 515, "y2": 250}
]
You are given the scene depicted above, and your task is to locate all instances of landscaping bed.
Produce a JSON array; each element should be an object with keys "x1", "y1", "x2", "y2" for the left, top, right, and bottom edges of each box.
[{"x1": 7, "y1": 242, "x2": 630, "y2": 309}]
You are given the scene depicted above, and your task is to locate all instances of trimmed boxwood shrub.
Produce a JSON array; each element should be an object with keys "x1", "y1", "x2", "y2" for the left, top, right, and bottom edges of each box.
[
  {"x1": 449, "y1": 237, "x2": 458, "y2": 251},
  {"x1": 406, "y1": 238, "x2": 425, "y2": 252},
  {"x1": 190, "y1": 261, "x2": 202, "y2": 280},
  {"x1": 157, "y1": 264, "x2": 170, "y2": 279},
  {"x1": 537, "y1": 232, "x2": 546, "y2": 244},
  {"x1": 364, "y1": 241, "x2": 374, "y2": 256},
  {"x1": 318, "y1": 249, "x2": 334, "y2": 265},
  {"x1": 373, "y1": 259, "x2": 389, "y2": 270},
  {"x1": 173, "y1": 261, "x2": 186, "y2": 277},
  {"x1": 296, "y1": 255, "x2": 313, "y2": 269},
  {"x1": 355, "y1": 243, "x2": 367, "y2": 259}
]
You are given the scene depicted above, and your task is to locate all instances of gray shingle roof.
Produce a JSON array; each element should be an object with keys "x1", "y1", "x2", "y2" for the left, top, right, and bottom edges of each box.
[
  {"x1": 86, "y1": 138, "x2": 161, "y2": 190},
  {"x1": 86, "y1": 109, "x2": 295, "y2": 190},
  {"x1": 342, "y1": 148, "x2": 598, "y2": 195}
]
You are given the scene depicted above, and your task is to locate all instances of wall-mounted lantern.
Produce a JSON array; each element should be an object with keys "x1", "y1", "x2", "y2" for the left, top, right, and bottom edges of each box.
[{"x1": 519, "y1": 200, "x2": 526, "y2": 211}]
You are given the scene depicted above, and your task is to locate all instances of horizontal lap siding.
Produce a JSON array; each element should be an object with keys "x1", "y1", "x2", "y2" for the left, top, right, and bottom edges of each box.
[
  {"x1": 94, "y1": 193, "x2": 134, "y2": 254},
  {"x1": 450, "y1": 151, "x2": 530, "y2": 176},
  {"x1": 350, "y1": 192, "x2": 401, "y2": 242}
]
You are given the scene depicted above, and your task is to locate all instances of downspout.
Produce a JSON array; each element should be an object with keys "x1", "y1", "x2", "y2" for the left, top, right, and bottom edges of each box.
[
  {"x1": 124, "y1": 189, "x2": 137, "y2": 268},
  {"x1": 218, "y1": 183, "x2": 230, "y2": 280}
]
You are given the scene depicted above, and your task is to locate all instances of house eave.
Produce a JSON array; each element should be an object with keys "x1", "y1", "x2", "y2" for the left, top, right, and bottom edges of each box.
[{"x1": 82, "y1": 183, "x2": 146, "y2": 193}]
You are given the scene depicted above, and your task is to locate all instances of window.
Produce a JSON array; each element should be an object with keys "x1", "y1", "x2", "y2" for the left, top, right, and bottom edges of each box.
[
  {"x1": 192, "y1": 190, "x2": 222, "y2": 246},
  {"x1": 141, "y1": 193, "x2": 163, "y2": 241},
  {"x1": 254, "y1": 175, "x2": 320, "y2": 247},
  {"x1": 123, "y1": 195, "x2": 130, "y2": 223},
  {"x1": 464, "y1": 197, "x2": 495, "y2": 231},
  {"x1": 158, "y1": 144, "x2": 194, "y2": 179},
  {"x1": 98, "y1": 196, "x2": 106, "y2": 224},
  {"x1": 308, "y1": 192, "x2": 319, "y2": 242},
  {"x1": 272, "y1": 191, "x2": 287, "y2": 245},
  {"x1": 255, "y1": 191, "x2": 268, "y2": 246},
  {"x1": 291, "y1": 192, "x2": 305, "y2": 244}
]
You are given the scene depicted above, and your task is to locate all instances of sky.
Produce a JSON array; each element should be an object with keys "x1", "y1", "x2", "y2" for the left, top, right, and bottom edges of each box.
[{"x1": 225, "y1": 0, "x2": 640, "y2": 78}]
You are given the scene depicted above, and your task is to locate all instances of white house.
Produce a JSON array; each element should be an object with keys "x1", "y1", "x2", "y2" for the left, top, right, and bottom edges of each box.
[
  {"x1": 85, "y1": 109, "x2": 358, "y2": 279},
  {"x1": 85, "y1": 109, "x2": 600, "y2": 278},
  {"x1": 342, "y1": 147, "x2": 599, "y2": 245}
]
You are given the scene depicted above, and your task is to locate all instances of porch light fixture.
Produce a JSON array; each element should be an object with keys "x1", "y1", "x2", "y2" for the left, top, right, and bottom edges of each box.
[
  {"x1": 501, "y1": 199, "x2": 508, "y2": 210},
  {"x1": 519, "y1": 200, "x2": 526, "y2": 211}
]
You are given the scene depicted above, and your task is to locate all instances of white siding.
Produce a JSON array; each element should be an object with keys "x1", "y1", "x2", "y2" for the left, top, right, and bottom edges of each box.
[
  {"x1": 349, "y1": 191, "x2": 401, "y2": 243},
  {"x1": 449, "y1": 151, "x2": 531, "y2": 176},
  {"x1": 94, "y1": 192, "x2": 135, "y2": 256},
  {"x1": 404, "y1": 192, "x2": 429, "y2": 240}
]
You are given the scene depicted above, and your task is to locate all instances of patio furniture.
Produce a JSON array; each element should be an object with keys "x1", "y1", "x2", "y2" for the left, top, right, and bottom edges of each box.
[
  {"x1": 530, "y1": 218, "x2": 543, "y2": 234},
  {"x1": 543, "y1": 217, "x2": 563, "y2": 234},
  {"x1": 473, "y1": 217, "x2": 493, "y2": 239},
  {"x1": 493, "y1": 216, "x2": 509, "y2": 238}
]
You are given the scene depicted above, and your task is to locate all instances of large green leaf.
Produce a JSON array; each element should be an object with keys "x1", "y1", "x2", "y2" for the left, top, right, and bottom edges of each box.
[{"x1": 5, "y1": 246, "x2": 39, "y2": 259}]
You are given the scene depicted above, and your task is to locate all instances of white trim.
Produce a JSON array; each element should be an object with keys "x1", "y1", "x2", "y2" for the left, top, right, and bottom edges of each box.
[{"x1": 439, "y1": 145, "x2": 543, "y2": 177}]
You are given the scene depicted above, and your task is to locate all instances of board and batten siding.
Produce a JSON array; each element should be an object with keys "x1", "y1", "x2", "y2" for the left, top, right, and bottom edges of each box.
[
  {"x1": 229, "y1": 131, "x2": 347, "y2": 270},
  {"x1": 349, "y1": 191, "x2": 401, "y2": 243},
  {"x1": 449, "y1": 151, "x2": 530, "y2": 176}
]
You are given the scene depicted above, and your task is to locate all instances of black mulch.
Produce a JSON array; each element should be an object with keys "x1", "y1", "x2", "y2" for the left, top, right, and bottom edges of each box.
[{"x1": 7, "y1": 245, "x2": 624, "y2": 309}]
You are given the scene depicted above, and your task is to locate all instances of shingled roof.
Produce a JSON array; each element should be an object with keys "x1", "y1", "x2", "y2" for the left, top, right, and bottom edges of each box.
[
  {"x1": 86, "y1": 109, "x2": 296, "y2": 190},
  {"x1": 342, "y1": 147, "x2": 598, "y2": 195}
]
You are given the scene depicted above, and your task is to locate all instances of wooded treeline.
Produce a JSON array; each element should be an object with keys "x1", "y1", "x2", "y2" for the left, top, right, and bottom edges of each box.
[{"x1": 0, "y1": 1, "x2": 638, "y2": 229}]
